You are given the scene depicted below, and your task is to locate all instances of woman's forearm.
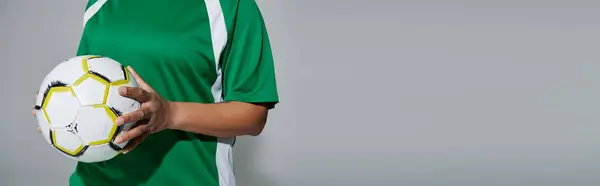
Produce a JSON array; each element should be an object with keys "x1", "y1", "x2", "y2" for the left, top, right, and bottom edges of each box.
[{"x1": 167, "y1": 101, "x2": 270, "y2": 138}]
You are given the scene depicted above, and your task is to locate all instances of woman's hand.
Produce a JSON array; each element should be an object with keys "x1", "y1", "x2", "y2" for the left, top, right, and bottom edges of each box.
[{"x1": 113, "y1": 66, "x2": 175, "y2": 154}]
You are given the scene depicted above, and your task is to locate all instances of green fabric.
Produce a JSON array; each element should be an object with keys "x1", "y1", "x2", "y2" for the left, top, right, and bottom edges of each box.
[{"x1": 69, "y1": 0, "x2": 278, "y2": 185}]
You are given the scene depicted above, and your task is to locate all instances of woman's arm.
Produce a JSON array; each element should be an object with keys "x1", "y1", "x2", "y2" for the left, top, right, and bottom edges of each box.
[{"x1": 168, "y1": 101, "x2": 271, "y2": 138}]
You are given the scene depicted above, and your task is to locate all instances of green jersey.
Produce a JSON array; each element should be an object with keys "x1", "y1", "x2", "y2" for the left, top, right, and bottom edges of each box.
[{"x1": 69, "y1": 0, "x2": 279, "y2": 185}]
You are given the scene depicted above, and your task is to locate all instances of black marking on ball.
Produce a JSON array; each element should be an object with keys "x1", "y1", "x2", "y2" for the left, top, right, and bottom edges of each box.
[
  {"x1": 109, "y1": 142, "x2": 123, "y2": 151},
  {"x1": 120, "y1": 65, "x2": 128, "y2": 81},
  {"x1": 49, "y1": 81, "x2": 67, "y2": 87},
  {"x1": 34, "y1": 105, "x2": 42, "y2": 110},
  {"x1": 41, "y1": 81, "x2": 67, "y2": 107},
  {"x1": 109, "y1": 107, "x2": 123, "y2": 117},
  {"x1": 54, "y1": 142, "x2": 88, "y2": 157},
  {"x1": 109, "y1": 126, "x2": 124, "y2": 151},
  {"x1": 89, "y1": 70, "x2": 111, "y2": 83},
  {"x1": 49, "y1": 130, "x2": 54, "y2": 145},
  {"x1": 74, "y1": 145, "x2": 89, "y2": 157},
  {"x1": 66, "y1": 123, "x2": 79, "y2": 133},
  {"x1": 50, "y1": 129, "x2": 88, "y2": 157}
]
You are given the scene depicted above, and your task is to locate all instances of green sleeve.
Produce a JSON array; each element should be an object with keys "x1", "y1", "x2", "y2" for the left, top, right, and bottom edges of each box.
[{"x1": 221, "y1": 0, "x2": 279, "y2": 108}]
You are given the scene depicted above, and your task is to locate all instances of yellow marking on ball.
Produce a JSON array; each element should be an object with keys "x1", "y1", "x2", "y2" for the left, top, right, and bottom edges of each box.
[
  {"x1": 87, "y1": 105, "x2": 118, "y2": 146},
  {"x1": 72, "y1": 73, "x2": 110, "y2": 104},
  {"x1": 41, "y1": 87, "x2": 76, "y2": 127},
  {"x1": 80, "y1": 55, "x2": 102, "y2": 73},
  {"x1": 111, "y1": 67, "x2": 131, "y2": 86},
  {"x1": 51, "y1": 130, "x2": 85, "y2": 156}
]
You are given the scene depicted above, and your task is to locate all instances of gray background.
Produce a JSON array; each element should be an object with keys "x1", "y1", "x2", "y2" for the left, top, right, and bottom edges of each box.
[{"x1": 1, "y1": 0, "x2": 600, "y2": 185}]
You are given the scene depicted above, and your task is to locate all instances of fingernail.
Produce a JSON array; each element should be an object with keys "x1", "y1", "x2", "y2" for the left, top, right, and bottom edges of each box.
[
  {"x1": 114, "y1": 136, "x2": 122, "y2": 144},
  {"x1": 118, "y1": 87, "x2": 127, "y2": 95},
  {"x1": 116, "y1": 118, "x2": 124, "y2": 125},
  {"x1": 122, "y1": 150, "x2": 129, "y2": 154}
]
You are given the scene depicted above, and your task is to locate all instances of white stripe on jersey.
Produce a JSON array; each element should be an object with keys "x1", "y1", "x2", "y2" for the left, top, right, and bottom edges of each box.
[
  {"x1": 83, "y1": 0, "x2": 107, "y2": 28},
  {"x1": 204, "y1": 0, "x2": 235, "y2": 186}
]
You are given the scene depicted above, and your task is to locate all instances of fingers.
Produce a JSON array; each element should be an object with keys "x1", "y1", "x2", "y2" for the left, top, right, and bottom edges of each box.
[
  {"x1": 126, "y1": 66, "x2": 152, "y2": 91},
  {"x1": 116, "y1": 107, "x2": 150, "y2": 126},
  {"x1": 33, "y1": 94, "x2": 40, "y2": 132},
  {"x1": 122, "y1": 134, "x2": 147, "y2": 154},
  {"x1": 119, "y1": 86, "x2": 152, "y2": 103},
  {"x1": 32, "y1": 103, "x2": 38, "y2": 116},
  {"x1": 32, "y1": 94, "x2": 38, "y2": 117},
  {"x1": 114, "y1": 124, "x2": 148, "y2": 144}
]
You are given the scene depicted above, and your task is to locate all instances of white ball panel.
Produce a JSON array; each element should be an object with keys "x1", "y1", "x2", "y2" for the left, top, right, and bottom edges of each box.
[
  {"x1": 36, "y1": 110, "x2": 52, "y2": 145},
  {"x1": 44, "y1": 89, "x2": 80, "y2": 129},
  {"x1": 75, "y1": 106, "x2": 115, "y2": 145},
  {"x1": 48, "y1": 58, "x2": 87, "y2": 85},
  {"x1": 128, "y1": 70, "x2": 139, "y2": 87},
  {"x1": 87, "y1": 57, "x2": 126, "y2": 82},
  {"x1": 72, "y1": 76, "x2": 109, "y2": 106},
  {"x1": 106, "y1": 84, "x2": 141, "y2": 116},
  {"x1": 53, "y1": 129, "x2": 84, "y2": 154},
  {"x1": 77, "y1": 144, "x2": 119, "y2": 163}
]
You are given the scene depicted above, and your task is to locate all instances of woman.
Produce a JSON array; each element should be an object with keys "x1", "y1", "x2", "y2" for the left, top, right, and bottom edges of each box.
[{"x1": 31, "y1": 0, "x2": 279, "y2": 185}]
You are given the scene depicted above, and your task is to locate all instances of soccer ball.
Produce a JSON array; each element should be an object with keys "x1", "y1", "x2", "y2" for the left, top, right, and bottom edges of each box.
[{"x1": 33, "y1": 55, "x2": 140, "y2": 163}]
